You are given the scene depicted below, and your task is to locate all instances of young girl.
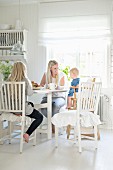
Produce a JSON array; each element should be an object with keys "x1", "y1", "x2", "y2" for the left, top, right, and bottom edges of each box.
[
  {"x1": 67, "y1": 67, "x2": 80, "y2": 109},
  {"x1": 8, "y1": 61, "x2": 43, "y2": 143}
]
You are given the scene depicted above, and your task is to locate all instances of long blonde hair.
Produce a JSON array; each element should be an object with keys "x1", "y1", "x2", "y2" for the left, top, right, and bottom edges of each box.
[
  {"x1": 8, "y1": 61, "x2": 27, "y2": 81},
  {"x1": 47, "y1": 60, "x2": 58, "y2": 85}
]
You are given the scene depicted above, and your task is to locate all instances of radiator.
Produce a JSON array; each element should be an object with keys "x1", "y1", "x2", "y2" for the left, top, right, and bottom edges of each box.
[{"x1": 98, "y1": 94, "x2": 109, "y2": 122}]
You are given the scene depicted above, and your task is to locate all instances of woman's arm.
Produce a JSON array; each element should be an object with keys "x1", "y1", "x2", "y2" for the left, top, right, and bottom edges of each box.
[
  {"x1": 60, "y1": 76, "x2": 65, "y2": 86},
  {"x1": 40, "y1": 73, "x2": 46, "y2": 86}
]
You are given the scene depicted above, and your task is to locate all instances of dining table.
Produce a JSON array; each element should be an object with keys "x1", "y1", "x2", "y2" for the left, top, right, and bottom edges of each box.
[{"x1": 33, "y1": 88, "x2": 68, "y2": 139}]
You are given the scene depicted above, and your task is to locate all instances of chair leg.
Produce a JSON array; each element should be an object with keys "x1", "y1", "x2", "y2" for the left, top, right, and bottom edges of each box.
[
  {"x1": 94, "y1": 125, "x2": 98, "y2": 149},
  {"x1": 74, "y1": 126, "x2": 77, "y2": 142},
  {"x1": 66, "y1": 125, "x2": 71, "y2": 139},
  {"x1": 55, "y1": 126, "x2": 58, "y2": 147},
  {"x1": 33, "y1": 130, "x2": 37, "y2": 146},
  {"x1": 73, "y1": 100, "x2": 77, "y2": 110},
  {"x1": 97, "y1": 129, "x2": 100, "y2": 140},
  {"x1": 77, "y1": 121, "x2": 82, "y2": 153},
  {"x1": 8, "y1": 121, "x2": 12, "y2": 144},
  {"x1": 0, "y1": 121, "x2": 4, "y2": 144},
  {"x1": 20, "y1": 121, "x2": 25, "y2": 154}
]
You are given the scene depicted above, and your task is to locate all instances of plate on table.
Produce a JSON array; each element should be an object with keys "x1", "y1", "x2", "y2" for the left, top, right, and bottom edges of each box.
[{"x1": 33, "y1": 86, "x2": 44, "y2": 90}]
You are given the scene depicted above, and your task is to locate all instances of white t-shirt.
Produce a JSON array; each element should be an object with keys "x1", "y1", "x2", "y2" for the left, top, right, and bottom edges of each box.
[{"x1": 45, "y1": 71, "x2": 68, "y2": 98}]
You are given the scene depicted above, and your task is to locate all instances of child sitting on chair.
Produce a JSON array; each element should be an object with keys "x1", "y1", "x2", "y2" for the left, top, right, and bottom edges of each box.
[{"x1": 67, "y1": 67, "x2": 80, "y2": 109}]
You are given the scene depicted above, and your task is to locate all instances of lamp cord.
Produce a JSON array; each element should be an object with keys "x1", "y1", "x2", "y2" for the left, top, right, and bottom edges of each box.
[{"x1": 19, "y1": 0, "x2": 20, "y2": 20}]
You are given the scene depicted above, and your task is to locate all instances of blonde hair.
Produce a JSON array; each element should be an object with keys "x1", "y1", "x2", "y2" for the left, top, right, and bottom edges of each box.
[
  {"x1": 8, "y1": 61, "x2": 27, "y2": 81},
  {"x1": 47, "y1": 60, "x2": 58, "y2": 85},
  {"x1": 70, "y1": 67, "x2": 79, "y2": 76}
]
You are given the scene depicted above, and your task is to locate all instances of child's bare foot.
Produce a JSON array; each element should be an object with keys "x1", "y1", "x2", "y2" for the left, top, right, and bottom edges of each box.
[
  {"x1": 66, "y1": 106, "x2": 71, "y2": 109},
  {"x1": 23, "y1": 133, "x2": 29, "y2": 143}
]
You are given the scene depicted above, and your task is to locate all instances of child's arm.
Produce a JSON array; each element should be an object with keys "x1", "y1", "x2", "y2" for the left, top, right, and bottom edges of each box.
[
  {"x1": 71, "y1": 78, "x2": 80, "y2": 89},
  {"x1": 70, "y1": 85, "x2": 79, "y2": 89}
]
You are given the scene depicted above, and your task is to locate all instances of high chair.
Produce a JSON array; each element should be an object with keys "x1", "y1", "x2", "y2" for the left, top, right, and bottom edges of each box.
[
  {"x1": 70, "y1": 78, "x2": 95, "y2": 110},
  {"x1": 70, "y1": 87, "x2": 78, "y2": 110}
]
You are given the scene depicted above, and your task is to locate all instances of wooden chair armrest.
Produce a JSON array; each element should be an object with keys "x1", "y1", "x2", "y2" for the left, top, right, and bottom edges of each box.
[{"x1": 71, "y1": 85, "x2": 79, "y2": 89}]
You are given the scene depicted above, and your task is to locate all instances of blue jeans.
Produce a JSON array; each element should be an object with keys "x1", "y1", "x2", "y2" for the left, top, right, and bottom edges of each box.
[{"x1": 40, "y1": 97, "x2": 65, "y2": 117}]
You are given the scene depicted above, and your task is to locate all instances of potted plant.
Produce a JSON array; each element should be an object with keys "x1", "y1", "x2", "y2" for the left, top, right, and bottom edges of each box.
[
  {"x1": 0, "y1": 61, "x2": 13, "y2": 80},
  {"x1": 59, "y1": 65, "x2": 71, "y2": 81}
]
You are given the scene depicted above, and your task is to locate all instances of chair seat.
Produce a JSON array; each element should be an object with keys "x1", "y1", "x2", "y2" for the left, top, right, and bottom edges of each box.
[
  {"x1": 80, "y1": 111, "x2": 101, "y2": 127},
  {"x1": 0, "y1": 113, "x2": 31, "y2": 125},
  {"x1": 51, "y1": 110, "x2": 101, "y2": 128},
  {"x1": 51, "y1": 110, "x2": 77, "y2": 127}
]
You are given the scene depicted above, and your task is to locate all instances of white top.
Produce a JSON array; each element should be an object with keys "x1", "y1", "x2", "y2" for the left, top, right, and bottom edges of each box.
[{"x1": 45, "y1": 71, "x2": 68, "y2": 98}]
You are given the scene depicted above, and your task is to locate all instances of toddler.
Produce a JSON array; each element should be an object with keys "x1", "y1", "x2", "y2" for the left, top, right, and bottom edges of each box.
[{"x1": 67, "y1": 67, "x2": 80, "y2": 109}]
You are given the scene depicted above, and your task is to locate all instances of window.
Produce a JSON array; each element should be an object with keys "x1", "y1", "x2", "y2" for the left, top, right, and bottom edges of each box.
[{"x1": 47, "y1": 39, "x2": 109, "y2": 87}]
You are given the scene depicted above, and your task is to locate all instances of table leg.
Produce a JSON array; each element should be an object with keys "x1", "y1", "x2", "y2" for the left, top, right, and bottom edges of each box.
[{"x1": 47, "y1": 93, "x2": 52, "y2": 139}]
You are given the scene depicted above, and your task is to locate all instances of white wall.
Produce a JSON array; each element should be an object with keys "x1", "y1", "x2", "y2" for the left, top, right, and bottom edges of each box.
[{"x1": 0, "y1": 2, "x2": 46, "y2": 83}]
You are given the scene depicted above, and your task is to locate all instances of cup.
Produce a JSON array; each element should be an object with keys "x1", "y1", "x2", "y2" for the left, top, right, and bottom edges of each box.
[{"x1": 49, "y1": 83, "x2": 57, "y2": 90}]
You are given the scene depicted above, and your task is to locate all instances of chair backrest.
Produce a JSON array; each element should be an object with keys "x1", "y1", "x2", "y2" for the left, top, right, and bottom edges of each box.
[
  {"x1": 77, "y1": 82, "x2": 102, "y2": 114},
  {"x1": 0, "y1": 81, "x2": 25, "y2": 115},
  {"x1": 87, "y1": 77, "x2": 96, "y2": 83}
]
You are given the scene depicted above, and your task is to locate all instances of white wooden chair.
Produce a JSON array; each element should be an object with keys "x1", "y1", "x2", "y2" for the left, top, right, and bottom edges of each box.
[
  {"x1": 67, "y1": 77, "x2": 99, "y2": 139},
  {"x1": 51, "y1": 82, "x2": 102, "y2": 152},
  {"x1": 0, "y1": 81, "x2": 36, "y2": 153}
]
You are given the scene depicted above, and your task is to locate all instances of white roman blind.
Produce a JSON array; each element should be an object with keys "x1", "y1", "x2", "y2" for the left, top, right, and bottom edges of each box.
[{"x1": 38, "y1": 15, "x2": 111, "y2": 44}]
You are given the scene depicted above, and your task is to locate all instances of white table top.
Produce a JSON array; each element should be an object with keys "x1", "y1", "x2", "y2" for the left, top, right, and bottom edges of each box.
[{"x1": 33, "y1": 88, "x2": 68, "y2": 94}]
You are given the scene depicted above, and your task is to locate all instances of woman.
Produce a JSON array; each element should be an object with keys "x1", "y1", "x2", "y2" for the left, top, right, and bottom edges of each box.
[
  {"x1": 8, "y1": 61, "x2": 43, "y2": 143},
  {"x1": 40, "y1": 60, "x2": 67, "y2": 132}
]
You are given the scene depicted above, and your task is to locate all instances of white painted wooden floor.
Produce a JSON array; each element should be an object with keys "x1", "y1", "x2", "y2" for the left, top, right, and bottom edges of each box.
[{"x1": 0, "y1": 129, "x2": 113, "y2": 170}]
